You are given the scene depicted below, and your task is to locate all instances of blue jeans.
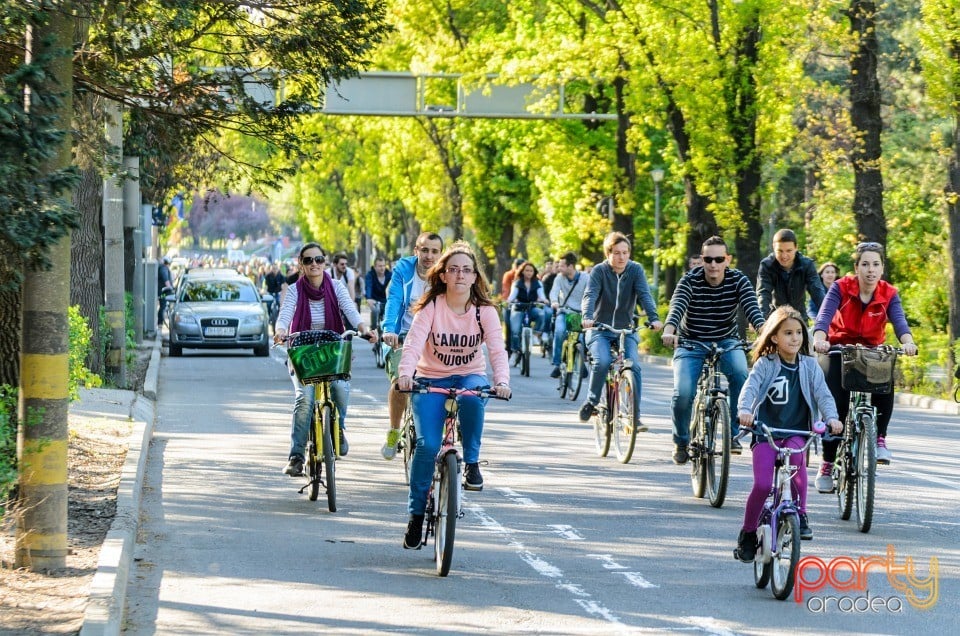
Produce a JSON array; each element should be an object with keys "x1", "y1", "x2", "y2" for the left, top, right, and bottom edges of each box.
[
  {"x1": 551, "y1": 313, "x2": 569, "y2": 367},
  {"x1": 288, "y1": 366, "x2": 349, "y2": 459},
  {"x1": 585, "y1": 330, "x2": 642, "y2": 412},
  {"x1": 509, "y1": 307, "x2": 544, "y2": 351},
  {"x1": 670, "y1": 338, "x2": 748, "y2": 446},
  {"x1": 408, "y1": 374, "x2": 487, "y2": 515}
]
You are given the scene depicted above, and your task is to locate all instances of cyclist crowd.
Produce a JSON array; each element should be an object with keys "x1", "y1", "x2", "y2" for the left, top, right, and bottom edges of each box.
[{"x1": 273, "y1": 227, "x2": 919, "y2": 554}]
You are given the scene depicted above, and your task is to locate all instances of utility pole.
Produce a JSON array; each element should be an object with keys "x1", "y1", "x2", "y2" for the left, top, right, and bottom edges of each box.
[{"x1": 17, "y1": 2, "x2": 75, "y2": 571}]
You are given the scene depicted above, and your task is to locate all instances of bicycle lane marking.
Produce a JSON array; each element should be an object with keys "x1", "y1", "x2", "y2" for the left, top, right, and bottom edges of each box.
[{"x1": 467, "y1": 503, "x2": 625, "y2": 626}]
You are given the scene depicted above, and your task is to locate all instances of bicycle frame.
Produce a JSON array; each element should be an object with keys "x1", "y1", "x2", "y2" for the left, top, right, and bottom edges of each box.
[{"x1": 587, "y1": 323, "x2": 641, "y2": 463}]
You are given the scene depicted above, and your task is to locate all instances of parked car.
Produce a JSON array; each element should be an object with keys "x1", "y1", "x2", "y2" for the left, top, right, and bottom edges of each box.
[{"x1": 166, "y1": 271, "x2": 272, "y2": 357}]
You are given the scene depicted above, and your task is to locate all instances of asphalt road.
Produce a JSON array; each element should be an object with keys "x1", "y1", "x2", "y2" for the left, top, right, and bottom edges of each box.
[{"x1": 124, "y1": 339, "x2": 958, "y2": 634}]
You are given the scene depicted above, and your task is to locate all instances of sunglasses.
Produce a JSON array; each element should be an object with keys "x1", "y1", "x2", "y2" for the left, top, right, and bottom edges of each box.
[
  {"x1": 701, "y1": 256, "x2": 726, "y2": 264},
  {"x1": 856, "y1": 241, "x2": 883, "y2": 252},
  {"x1": 301, "y1": 255, "x2": 325, "y2": 266}
]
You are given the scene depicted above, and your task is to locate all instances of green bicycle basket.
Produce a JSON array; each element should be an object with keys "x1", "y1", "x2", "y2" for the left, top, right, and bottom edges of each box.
[
  {"x1": 565, "y1": 312, "x2": 583, "y2": 332},
  {"x1": 288, "y1": 332, "x2": 353, "y2": 383}
]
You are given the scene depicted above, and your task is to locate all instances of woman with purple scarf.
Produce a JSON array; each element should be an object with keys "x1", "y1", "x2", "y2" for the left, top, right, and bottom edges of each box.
[{"x1": 275, "y1": 243, "x2": 377, "y2": 477}]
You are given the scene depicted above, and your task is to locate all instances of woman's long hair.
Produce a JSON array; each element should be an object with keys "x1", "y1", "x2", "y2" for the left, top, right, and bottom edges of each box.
[
  {"x1": 751, "y1": 306, "x2": 811, "y2": 363},
  {"x1": 413, "y1": 241, "x2": 494, "y2": 313}
]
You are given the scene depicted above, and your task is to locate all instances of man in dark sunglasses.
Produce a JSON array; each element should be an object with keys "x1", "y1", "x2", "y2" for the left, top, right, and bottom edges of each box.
[{"x1": 661, "y1": 236, "x2": 766, "y2": 464}]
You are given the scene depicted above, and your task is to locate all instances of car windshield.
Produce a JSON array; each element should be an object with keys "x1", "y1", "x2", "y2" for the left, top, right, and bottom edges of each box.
[{"x1": 181, "y1": 280, "x2": 258, "y2": 302}]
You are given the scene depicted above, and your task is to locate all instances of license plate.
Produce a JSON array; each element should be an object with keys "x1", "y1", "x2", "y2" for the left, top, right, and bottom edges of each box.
[{"x1": 204, "y1": 326, "x2": 235, "y2": 337}]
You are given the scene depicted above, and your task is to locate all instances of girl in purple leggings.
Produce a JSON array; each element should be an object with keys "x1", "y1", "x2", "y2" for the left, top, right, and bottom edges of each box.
[{"x1": 734, "y1": 307, "x2": 842, "y2": 562}]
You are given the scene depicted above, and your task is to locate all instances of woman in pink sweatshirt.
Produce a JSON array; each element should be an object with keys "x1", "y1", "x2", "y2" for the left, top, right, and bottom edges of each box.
[{"x1": 397, "y1": 241, "x2": 511, "y2": 549}]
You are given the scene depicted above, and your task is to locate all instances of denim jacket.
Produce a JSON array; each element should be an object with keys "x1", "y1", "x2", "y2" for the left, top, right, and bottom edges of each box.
[{"x1": 737, "y1": 353, "x2": 839, "y2": 426}]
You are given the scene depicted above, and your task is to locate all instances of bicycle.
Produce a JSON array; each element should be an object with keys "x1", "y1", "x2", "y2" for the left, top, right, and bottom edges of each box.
[
  {"x1": 402, "y1": 380, "x2": 508, "y2": 576},
  {"x1": 511, "y1": 302, "x2": 546, "y2": 377},
  {"x1": 824, "y1": 344, "x2": 902, "y2": 533},
  {"x1": 953, "y1": 365, "x2": 960, "y2": 403},
  {"x1": 369, "y1": 300, "x2": 387, "y2": 369},
  {"x1": 679, "y1": 338, "x2": 751, "y2": 508},
  {"x1": 587, "y1": 323, "x2": 645, "y2": 464},
  {"x1": 384, "y1": 334, "x2": 417, "y2": 484},
  {"x1": 556, "y1": 308, "x2": 587, "y2": 402},
  {"x1": 734, "y1": 422, "x2": 823, "y2": 601},
  {"x1": 283, "y1": 329, "x2": 366, "y2": 512}
]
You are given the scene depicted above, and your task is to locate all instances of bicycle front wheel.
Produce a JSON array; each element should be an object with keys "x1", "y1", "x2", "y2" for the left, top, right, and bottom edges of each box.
[
  {"x1": 568, "y1": 342, "x2": 586, "y2": 402},
  {"x1": 754, "y1": 525, "x2": 771, "y2": 589},
  {"x1": 435, "y1": 453, "x2": 459, "y2": 577},
  {"x1": 593, "y1": 385, "x2": 611, "y2": 457},
  {"x1": 855, "y1": 413, "x2": 877, "y2": 533},
  {"x1": 613, "y1": 371, "x2": 638, "y2": 464},
  {"x1": 707, "y1": 403, "x2": 731, "y2": 508},
  {"x1": 307, "y1": 404, "x2": 322, "y2": 502},
  {"x1": 689, "y1": 408, "x2": 707, "y2": 498},
  {"x1": 322, "y1": 406, "x2": 337, "y2": 512},
  {"x1": 770, "y1": 513, "x2": 802, "y2": 600}
]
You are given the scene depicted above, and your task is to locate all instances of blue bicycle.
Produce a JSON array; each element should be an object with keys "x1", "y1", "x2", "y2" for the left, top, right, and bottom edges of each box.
[{"x1": 735, "y1": 423, "x2": 823, "y2": 600}]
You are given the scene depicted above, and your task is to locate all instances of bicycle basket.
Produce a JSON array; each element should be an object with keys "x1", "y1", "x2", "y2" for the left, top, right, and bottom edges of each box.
[
  {"x1": 840, "y1": 346, "x2": 897, "y2": 394},
  {"x1": 287, "y1": 330, "x2": 352, "y2": 383},
  {"x1": 565, "y1": 312, "x2": 583, "y2": 332}
]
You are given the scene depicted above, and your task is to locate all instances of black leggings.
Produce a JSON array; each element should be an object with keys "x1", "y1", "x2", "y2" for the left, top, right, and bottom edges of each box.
[{"x1": 821, "y1": 354, "x2": 895, "y2": 463}]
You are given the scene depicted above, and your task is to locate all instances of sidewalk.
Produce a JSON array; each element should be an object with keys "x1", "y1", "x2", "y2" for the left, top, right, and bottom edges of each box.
[{"x1": 78, "y1": 337, "x2": 160, "y2": 636}]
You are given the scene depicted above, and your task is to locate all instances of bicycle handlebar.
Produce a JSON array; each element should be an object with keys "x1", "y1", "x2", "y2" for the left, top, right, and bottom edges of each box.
[
  {"x1": 398, "y1": 379, "x2": 510, "y2": 401},
  {"x1": 823, "y1": 343, "x2": 906, "y2": 356},
  {"x1": 273, "y1": 330, "x2": 372, "y2": 348},
  {"x1": 735, "y1": 422, "x2": 838, "y2": 451},
  {"x1": 586, "y1": 321, "x2": 655, "y2": 334}
]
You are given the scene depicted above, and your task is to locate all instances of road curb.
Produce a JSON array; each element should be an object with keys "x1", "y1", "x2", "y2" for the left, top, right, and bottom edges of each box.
[{"x1": 80, "y1": 338, "x2": 160, "y2": 636}]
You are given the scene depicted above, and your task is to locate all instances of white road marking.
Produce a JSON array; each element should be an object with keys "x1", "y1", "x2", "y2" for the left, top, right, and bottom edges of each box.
[
  {"x1": 618, "y1": 571, "x2": 659, "y2": 589},
  {"x1": 899, "y1": 470, "x2": 955, "y2": 488},
  {"x1": 588, "y1": 554, "x2": 627, "y2": 570},
  {"x1": 497, "y1": 487, "x2": 540, "y2": 508},
  {"x1": 471, "y1": 505, "x2": 622, "y2": 625},
  {"x1": 550, "y1": 524, "x2": 585, "y2": 540}
]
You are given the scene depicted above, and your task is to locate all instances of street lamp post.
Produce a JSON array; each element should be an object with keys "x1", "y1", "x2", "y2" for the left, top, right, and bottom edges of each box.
[{"x1": 651, "y1": 168, "x2": 665, "y2": 300}]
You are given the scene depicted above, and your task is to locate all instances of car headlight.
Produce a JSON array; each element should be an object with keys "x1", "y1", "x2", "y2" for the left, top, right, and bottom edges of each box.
[
  {"x1": 173, "y1": 312, "x2": 198, "y2": 327},
  {"x1": 242, "y1": 315, "x2": 264, "y2": 327}
]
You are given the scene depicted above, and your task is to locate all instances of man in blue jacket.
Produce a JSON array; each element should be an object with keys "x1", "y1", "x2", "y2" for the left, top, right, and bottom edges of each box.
[{"x1": 380, "y1": 232, "x2": 444, "y2": 459}]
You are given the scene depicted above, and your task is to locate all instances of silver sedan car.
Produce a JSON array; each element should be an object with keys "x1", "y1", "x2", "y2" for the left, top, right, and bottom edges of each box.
[{"x1": 166, "y1": 271, "x2": 272, "y2": 357}]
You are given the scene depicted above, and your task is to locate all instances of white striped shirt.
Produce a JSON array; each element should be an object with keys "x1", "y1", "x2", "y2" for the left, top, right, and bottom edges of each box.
[{"x1": 665, "y1": 268, "x2": 764, "y2": 341}]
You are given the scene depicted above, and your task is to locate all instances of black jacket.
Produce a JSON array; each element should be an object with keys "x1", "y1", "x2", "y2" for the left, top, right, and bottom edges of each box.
[{"x1": 756, "y1": 252, "x2": 825, "y2": 322}]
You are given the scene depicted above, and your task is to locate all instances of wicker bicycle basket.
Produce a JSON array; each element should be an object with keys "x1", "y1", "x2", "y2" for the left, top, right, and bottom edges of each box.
[
  {"x1": 840, "y1": 346, "x2": 897, "y2": 394},
  {"x1": 287, "y1": 330, "x2": 352, "y2": 383}
]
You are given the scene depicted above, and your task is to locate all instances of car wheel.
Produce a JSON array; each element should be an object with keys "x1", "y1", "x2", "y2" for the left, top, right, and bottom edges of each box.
[{"x1": 169, "y1": 343, "x2": 182, "y2": 357}]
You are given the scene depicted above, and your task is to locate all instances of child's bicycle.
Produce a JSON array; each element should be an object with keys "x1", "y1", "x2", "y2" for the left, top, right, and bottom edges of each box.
[
  {"x1": 401, "y1": 379, "x2": 509, "y2": 576},
  {"x1": 586, "y1": 322, "x2": 646, "y2": 464},
  {"x1": 734, "y1": 422, "x2": 824, "y2": 600},
  {"x1": 510, "y1": 302, "x2": 547, "y2": 377},
  {"x1": 281, "y1": 329, "x2": 367, "y2": 512},
  {"x1": 678, "y1": 338, "x2": 752, "y2": 508},
  {"x1": 556, "y1": 308, "x2": 587, "y2": 401},
  {"x1": 824, "y1": 344, "x2": 903, "y2": 533}
]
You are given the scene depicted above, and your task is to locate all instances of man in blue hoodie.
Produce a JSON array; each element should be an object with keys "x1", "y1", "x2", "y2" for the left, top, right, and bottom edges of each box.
[{"x1": 380, "y1": 232, "x2": 444, "y2": 459}]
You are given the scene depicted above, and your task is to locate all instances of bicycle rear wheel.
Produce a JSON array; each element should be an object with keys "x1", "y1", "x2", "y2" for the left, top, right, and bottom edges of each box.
[
  {"x1": 402, "y1": 406, "x2": 416, "y2": 486},
  {"x1": 770, "y1": 513, "x2": 802, "y2": 600},
  {"x1": 689, "y1": 407, "x2": 707, "y2": 498},
  {"x1": 593, "y1": 385, "x2": 611, "y2": 457},
  {"x1": 307, "y1": 404, "x2": 322, "y2": 502},
  {"x1": 568, "y1": 342, "x2": 586, "y2": 402},
  {"x1": 707, "y1": 403, "x2": 731, "y2": 508},
  {"x1": 322, "y1": 405, "x2": 337, "y2": 512},
  {"x1": 558, "y1": 357, "x2": 569, "y2": 399},
  {"x1": 855, "y1": 413, "x2": 877, "y2": 533},
  {"x1": 435, "y1": 453, "x2": 459, "y2": 577},
  {"x1": 613, "y1": 371, "x2": 638, "y2": 464}
]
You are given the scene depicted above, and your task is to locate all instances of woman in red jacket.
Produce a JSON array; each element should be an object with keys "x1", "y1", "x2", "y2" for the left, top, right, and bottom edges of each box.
[{"x1": 811, "y1": 242, "x2": 918, "y2": 490}]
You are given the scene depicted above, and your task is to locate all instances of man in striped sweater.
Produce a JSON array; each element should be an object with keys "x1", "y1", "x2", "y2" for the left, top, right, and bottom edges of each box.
[{"x1": 661, "y1": 236, "x2": 765, "y2": 465}]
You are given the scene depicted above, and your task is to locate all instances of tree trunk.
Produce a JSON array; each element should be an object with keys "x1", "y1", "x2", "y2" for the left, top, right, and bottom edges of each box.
[
  {"x1": 0, "y1": 285, "x2": 20, "y2": 386},
  {"x1": 612, "y1": 68, "x2": 635, "y2": 239},
  {"x1": 848, "y1": 1, "x2": 887, "y2": 246},
  {"x1": 70, "y1": 163, "x2": 104, "y2": 375},
  {"x1": 731, "y1": 15, "x2": 763, "y2": 285}
]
